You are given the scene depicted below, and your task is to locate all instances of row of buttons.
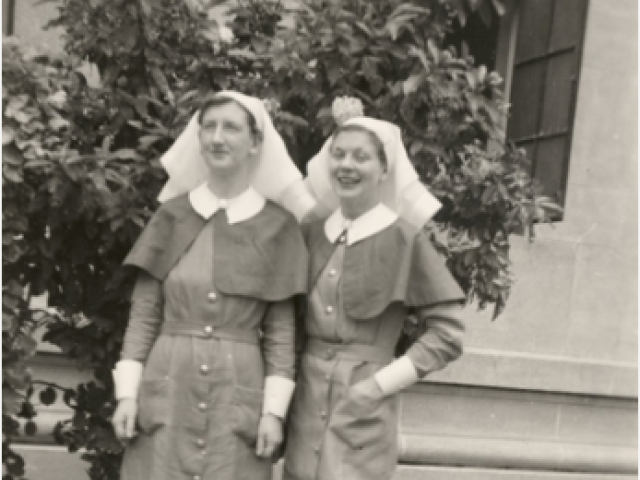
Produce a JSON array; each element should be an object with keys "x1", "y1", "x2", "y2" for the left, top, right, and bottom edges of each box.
[
  {"x1": 325, "y1": 267, "x2": 338, "y2": 314},
  {"x1": 190, "y1": 287, "x2": 222, "y2": 480}
]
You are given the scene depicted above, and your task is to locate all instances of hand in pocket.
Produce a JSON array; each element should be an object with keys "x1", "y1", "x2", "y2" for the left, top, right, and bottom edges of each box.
[{"x1": 330, "y1": 377, "x2": 386, "y2": 449}]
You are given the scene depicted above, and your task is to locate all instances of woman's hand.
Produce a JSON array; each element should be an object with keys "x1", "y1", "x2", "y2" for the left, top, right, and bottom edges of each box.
[
  {"x1": 256, "y1": 413, "x2": 283, "y2": 459},
  {"x1": 112, "y1": 398, "x2": 138, "y2": 440}
]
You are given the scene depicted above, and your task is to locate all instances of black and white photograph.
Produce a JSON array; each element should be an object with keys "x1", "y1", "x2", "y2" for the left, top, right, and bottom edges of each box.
[{"x1": 2, "y1": 1, "x2": 637, "y2": 479}]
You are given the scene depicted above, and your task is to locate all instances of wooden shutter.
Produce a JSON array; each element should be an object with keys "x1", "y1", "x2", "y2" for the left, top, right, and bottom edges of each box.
[{"x1": 508, "y1": 0, "x2": 589, "y2": 207}]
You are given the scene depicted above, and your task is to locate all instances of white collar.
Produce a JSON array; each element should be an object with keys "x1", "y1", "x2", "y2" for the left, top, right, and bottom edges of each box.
[
  {"x1": 324, "y1": 203, "x2": 398, "y2": 245},
  {"x1": 188, "y1": 183, "x2": 265, "y2": 224}
]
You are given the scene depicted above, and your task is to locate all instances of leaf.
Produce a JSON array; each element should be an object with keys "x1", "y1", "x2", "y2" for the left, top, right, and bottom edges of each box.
[
  {"x1": 25, "y1": 420, "x2": 38, "y2": 436},
  {"x1": 491, "y1": 0, "x2": 506, "y2": 16},
  {"x1": 361, "y1": 56, "x2": 378, "y2": 79},
  {"x1": 227, "y1": 49, "x2": 257, "y2": 60},
  {"x1": 477, "y1": 1, "x2": 493, "y2": 26},
  {"x1": 3, "y1": 165, "x2": 24, "y2": 183},
  {"x1": 427, "y1": 38, "x2": 439, "y2": 64},
  {"x1": 25, "y1": 159, "x2": 52, "y2": 168},
  {"x1": 39, "y1": 386, "x2": 57, "y2": 406},
  {"x1": 272, "y1": 53, "x2": 289, "y2": 72},
  {"x1": 139, "y1": 0, "x2": 153, "y2": 16},
  {"x1": 63, "y1": 389, "x2": 76, "y2": 407},
  {"x1": 278, "y1": 112, "x2": 309, "y2": 128},
  {"x1": 326, "y1": 64, "x2": 343, "y2": 86},
  {"x1": 49, "y1": 116, "x2": 70, "y2": 130},
  {"x1": 3, "y1": 126, "x2": 15, "y2": 145},
  {"x1": 138, "y1": 134, "x2": 163, "y2": 150},
  {"x1": 15, "y1": 334, "x2": 38, "y2": 356},
  {"x1": 149, "y1": 67, "x2": 170, "y2": 95},
  {"x1": 3, "y1": 387, "x2": 24, "y2": 415},
  {"x1": 112, "y1": 148, "x2": 139, "y2": 160},
  {"x1": 386, "y1": 4, "x2": 431, "y2": 39},
  {"x1": 403, "y1": 73, "x2": 424, "y2": 95}
]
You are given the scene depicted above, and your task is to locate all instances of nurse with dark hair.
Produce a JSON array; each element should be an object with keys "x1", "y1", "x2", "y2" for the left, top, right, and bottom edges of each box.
[
  {"x1": 111, "y1": 91, "x2": 315, "y2": 480},
  {"x1": 284, "y1": 105, "x2": 466, "y2": 480}
]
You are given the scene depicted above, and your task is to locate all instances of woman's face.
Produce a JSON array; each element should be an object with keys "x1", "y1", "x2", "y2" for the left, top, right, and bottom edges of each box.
[
  {"x1": 198, "y1": 101, "x2": 258, "y2": 176},
  {"x1": 328, "y1": 130, "x2": 387, "y2": 213}
]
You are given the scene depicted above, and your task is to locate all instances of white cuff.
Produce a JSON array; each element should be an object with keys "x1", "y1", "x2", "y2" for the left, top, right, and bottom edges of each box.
[
  {"x1": 373, "y1": 356, "x2": 419, "y2": 396},
  {"x1": 112, "y1": 360, "x2": 143, "y2": 401},
  {"x1": 262, "y1": 376, "x2": 296, "y2": 419}
]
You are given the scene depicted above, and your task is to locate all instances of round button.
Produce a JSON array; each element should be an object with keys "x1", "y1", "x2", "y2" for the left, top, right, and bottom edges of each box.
[
  {"x1": 320, "y1": 411, "x2": 327, "y2": 419},
  {"x1": 207, "y1": 292, "x2": 217, "y2": 302},
  {"x1": 200, "y1": 365, "x2": 209, "y2": 374},
  {"x1": 314, "y1": 447, "x2": 320, "y2": 454},
  {"x1": 338, "y1": 235, "x2": 346, "y2": 243},
  {"x1": 324, "y1": 374, "x2": 331, "y2": 381},
  {"x1": 200, "y1": 450, "x2": 207, "y2": 456},
  {"x1": 328, "y1": 269, "x2": 337, "y2": 277},
  {"x1": 194, "y1": 476, "x2": 201, "y2": 480},
  {"x1": 196, "y1": 439, "x2": 205, "y2": 447},
  {"x1": 325, "y1": 306, "x2": 334, "y2": 314},
  {"x1": 198, "y1": 402, "x2": 207, "y2": 411},
  {"x1": 203, "y1": 325, "x2": 213, "y2": 335}
]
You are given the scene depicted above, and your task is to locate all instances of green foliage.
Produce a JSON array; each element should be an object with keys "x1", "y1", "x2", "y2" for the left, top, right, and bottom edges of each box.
[{"x1": 2, "y1": 0, "x2": 560, "y2": 478}]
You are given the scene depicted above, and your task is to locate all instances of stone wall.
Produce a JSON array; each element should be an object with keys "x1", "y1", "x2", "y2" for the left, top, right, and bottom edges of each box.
[{"x1": 404, "y1": 0, "x2": 638, "y2": 476}]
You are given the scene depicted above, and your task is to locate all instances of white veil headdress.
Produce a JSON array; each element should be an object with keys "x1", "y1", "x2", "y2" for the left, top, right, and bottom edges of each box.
[
  {"x1": 157, "y1": 91, "x2": 316, "y2": 222},
  {"x1": 305, "y1": 116, "x2": 442, "y2": 228}
]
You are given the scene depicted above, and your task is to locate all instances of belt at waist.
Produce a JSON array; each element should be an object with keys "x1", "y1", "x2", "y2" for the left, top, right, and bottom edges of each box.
[
  {"x1": 160, "y1": 322, "x2": 260, "y2": 345},
  {"x1": 305, "y1": 338, "x2": 393, "y2": 364}
]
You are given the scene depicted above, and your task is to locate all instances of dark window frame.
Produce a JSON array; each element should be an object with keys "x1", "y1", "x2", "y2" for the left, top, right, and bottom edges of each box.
[
  {"x1": 3, "y1": 0, "x2": 16, "y2": 36},
  {"x1": 507, "y1": 0, "x2": 590, "y2": 211}
]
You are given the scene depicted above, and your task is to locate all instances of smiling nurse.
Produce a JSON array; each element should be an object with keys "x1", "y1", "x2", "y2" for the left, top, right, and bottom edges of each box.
[{"x1": 284, "y1": 113, "x2": 467, "y2": 480}]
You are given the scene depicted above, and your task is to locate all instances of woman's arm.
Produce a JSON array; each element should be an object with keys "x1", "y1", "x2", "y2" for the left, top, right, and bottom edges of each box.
[
  {"x1": 113, "y1": 271, "x2": 164, "y2": 401},
  {"x1": 260, "y1": 298, "x2": 297, "y2": 418},
  {"x1": 111, "y1": 271, "x2": 164, "y2": 439},
  {"x1": 374, "y1": 302, "x2": 465, "y2": 396},
  {"x1": 257, "y1": 298, "x2": 297, "y2": 458}
]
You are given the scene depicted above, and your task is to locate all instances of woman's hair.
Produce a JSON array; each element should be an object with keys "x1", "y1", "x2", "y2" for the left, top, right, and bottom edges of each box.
[
  {"x1": 197, "y1": 95, "x2": 262, "y2": 143},
  {"x1": 331, "y1": 124, "x2": 388, "y2": 170}
]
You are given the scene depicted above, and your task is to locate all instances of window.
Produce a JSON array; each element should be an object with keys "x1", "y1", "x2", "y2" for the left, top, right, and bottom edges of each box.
[
  {"x1": 448, "y1": 0, "x2": 589, "y2": 210},
  {"x1": 507, "y1": 0, "x2": 589, "y2": 206}
]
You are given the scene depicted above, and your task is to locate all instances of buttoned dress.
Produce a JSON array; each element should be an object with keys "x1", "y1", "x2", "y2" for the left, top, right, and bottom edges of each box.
[
  {"x1": 118, "y1": 186, "x2": 307, "y2": 480},
  {"x1": 283, "y1": 204, "x2": 465, "y2": 480}
]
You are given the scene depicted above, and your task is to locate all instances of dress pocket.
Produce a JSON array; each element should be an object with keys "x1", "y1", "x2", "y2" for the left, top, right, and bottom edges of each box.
[
  {"x1": 330, "y1": 385, "x2": 386, "y2": 450},
  {"x1": 330, "y1": 387, "x2": 398, "y2": 479},
  {"x1": 137, "y1": 378, "x2": 169, "y2": 435},
  {"x1": 231, "y1": 385, "x2": 264, "y2": 446}
]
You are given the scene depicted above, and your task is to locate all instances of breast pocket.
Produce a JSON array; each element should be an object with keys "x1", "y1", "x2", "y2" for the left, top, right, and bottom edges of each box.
[{"x1": 137, "y1": 377, "x2": 169, "y2": 435}]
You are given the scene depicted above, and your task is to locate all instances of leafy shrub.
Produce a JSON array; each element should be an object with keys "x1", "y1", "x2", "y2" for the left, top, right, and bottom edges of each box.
[{"x1": 2, "y1": 1, "x2": 559, "y2": 478}]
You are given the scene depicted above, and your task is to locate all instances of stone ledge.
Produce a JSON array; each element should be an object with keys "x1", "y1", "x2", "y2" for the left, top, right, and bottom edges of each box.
[
  {"x1": 427, "y1": 348, "x2": 638, "y2": 398},
  {"x1": 395, "y1": 464, "x2": 638, "y2": 480},
  {"x1": 399, "y1": 434, "x2": 638, "y2": 474}
]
